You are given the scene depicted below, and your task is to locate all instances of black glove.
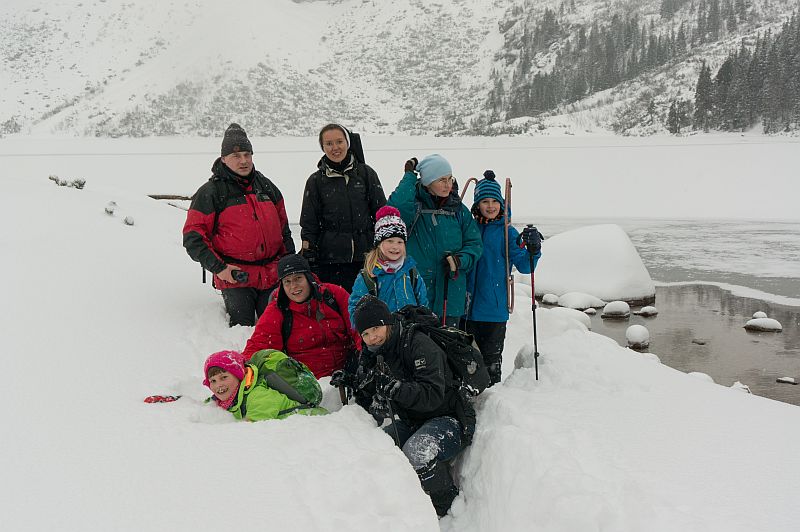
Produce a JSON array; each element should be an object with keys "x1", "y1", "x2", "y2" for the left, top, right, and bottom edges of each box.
[
  {"x1": 518, "y1": 226, "x2": 543, "y2": 255},
  {"x1": 444, "y1": 254, "x2": 461, "y2": 277},
  {"x1": 368, "y1": 394, "x2": 392, "y2": 421},
  {"x1": 300, "y1": 246, "x2": 317, "y2": 264},
  {"x1": 381, "y1": 378, "x2": 402, "y2": 400},
  {"x1": 330, "y1": 370, "x2": 349, "y2": 389},
  {"x1": 404, "y1": 157, "x2": 418, "y2": 173}
]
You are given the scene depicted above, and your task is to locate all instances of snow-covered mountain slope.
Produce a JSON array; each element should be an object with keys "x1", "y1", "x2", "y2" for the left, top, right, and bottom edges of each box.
[{"x1": 1, "y1": 0, "x2": 796, "y2": 136}]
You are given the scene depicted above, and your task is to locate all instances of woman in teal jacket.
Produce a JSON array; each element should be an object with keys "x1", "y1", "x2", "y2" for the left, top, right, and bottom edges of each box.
[{"x1": 387, "y1": 154, "x2": 482, "y2": 327}]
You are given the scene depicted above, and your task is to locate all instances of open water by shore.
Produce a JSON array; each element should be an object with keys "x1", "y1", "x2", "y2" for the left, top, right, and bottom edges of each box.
[{"x1": 583, "y1": 284, "x2": 800, "y2": 406}]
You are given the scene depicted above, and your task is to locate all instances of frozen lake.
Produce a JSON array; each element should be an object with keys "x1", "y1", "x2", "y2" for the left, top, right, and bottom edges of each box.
[{"x1": 3, "y1": 135, "x2": 798, "y2": 404}]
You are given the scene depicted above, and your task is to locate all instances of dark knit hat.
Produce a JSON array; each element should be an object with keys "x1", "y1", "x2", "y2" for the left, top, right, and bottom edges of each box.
[
  {"x1": 352, "y1": 295, "x2": 394, "y2": 334},
  {"x1": 278, "y1": 254, "x2": 311, "y2": 280},
  {"x1": 221, "y1": 123, "x2": 253, "y2": 157},
  {"x1": 202, "y1": 350, "x2": 245, "y2": 387},
  {"x1": 472, "y1": 170, "x2": 505, "y2": 209},
  {"x1": 373, "y1": 205, "x2": 407, "y2": 245}
]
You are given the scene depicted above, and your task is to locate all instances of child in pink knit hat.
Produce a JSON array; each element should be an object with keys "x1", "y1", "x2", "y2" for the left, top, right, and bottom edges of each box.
[
  {"x1": 203, "y1": 349, "x2": 327, "y2": 421},
  {"x1": 346, "y1": 205, "x2": 428, "y2": 326}
]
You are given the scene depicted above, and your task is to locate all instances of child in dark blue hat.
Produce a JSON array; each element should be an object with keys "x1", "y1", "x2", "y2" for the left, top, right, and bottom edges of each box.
[{"x1": 465, "y1": 170, "x2": 542, "y2": 386}]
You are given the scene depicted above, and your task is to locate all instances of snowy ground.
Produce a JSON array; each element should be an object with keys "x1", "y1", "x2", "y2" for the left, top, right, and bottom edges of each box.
[{"x1": 2, "y1": 136, "x2": 800, "y2": 531}]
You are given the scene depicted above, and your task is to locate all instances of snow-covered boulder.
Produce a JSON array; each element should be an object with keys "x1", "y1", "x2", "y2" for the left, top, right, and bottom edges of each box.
[
  {"x1": 547, "y1": 307, "x2": 592, "y2": 330},
  {"x1": 634, "y1": 305, "x2": 658, "y2": 317},
  {"x1": 558, "y1": 291, "x2": 605, "y2": 310},
  {"x1": 626, "y1": 324, "x2": 650, "y2": 349},
  {"x1": 744, "y1": 318, "x2": 782, "y2": 332},
  {"x1": 601, "y1": 300, "x2": 630, "y2": 319},
  {"x1": 533, "y1": 224, "x2": 655, "y2": 303},
  {"x1": 584, "y1": 307, "x2": 597, "y2": 315},
  {"x1": 752, "y1": 311, "x2": 768, "y2": 319},
  {"x1": 731, "y1": 381, "x2": 752, "y2": 394},
  {"x1": 542, "y1": 293, "x2": 559, "y2": 305}
]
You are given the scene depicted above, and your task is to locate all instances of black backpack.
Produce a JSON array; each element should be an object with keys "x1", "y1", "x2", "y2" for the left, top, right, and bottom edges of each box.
[{"x1": 394, "y1": 305, "x2": 490, "y2": 396}]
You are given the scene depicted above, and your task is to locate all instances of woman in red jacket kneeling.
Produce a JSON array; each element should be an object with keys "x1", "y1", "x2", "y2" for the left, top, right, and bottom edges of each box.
[{"x1": 242, "y1": 254, "x2": 360, "y2": 378}]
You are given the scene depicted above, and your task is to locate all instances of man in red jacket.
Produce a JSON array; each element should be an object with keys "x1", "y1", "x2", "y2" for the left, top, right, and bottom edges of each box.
[
  {"x1": 242, "y1": 254, "x2": 360, "y2": 378},
  {"x1": 183, "y1": 124, "x2": 294, "y2": 326}
]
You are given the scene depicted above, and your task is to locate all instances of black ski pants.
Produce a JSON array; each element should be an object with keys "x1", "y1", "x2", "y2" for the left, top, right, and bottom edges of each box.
[
  {"x1": 221, "y1": 287, "x2": 272, "y2": 327},
  {"x1": 464, "y1": 320, "x2": 507, "y2": 386}
]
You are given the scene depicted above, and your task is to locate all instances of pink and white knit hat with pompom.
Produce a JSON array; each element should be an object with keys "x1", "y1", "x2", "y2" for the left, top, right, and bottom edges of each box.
[
  {"x1": 373, "y1": 206, "x2": 407, "y2": 245},
  {"x1": 202, "y1": 350, "x2": 245, "y2": 387}
]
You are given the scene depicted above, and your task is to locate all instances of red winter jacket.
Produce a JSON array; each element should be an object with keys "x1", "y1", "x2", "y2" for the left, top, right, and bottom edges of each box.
[
  {"x1": 241, "y1": 282, "x2": 361, "y2": 378},
  {"x1": 182, "y1": 159, "x2": 295, "y2": 290}
]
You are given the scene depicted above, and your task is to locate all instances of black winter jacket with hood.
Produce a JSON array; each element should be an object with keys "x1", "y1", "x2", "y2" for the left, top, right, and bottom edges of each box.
[
  {"x1": 300, "y1": 154, "x2": 386, "y2": 265},
  {"x1": 356, "y1": 322, "x2": 476, "y2": 441}
]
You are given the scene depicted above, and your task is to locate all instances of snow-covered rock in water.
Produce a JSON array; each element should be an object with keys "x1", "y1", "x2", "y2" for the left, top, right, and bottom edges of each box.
[
  {"x1": 634, "y1": 305, "x2": 658, "y2": 317},
  {"x1": 752, "y1": 311, "x2": 768, "y2": 319},
  {"x1": 123, "y1": 216, "x2": 135, "y2": 226},
  {"x1": 547, "y1": 307, "x2": 592, "y2": 330},
  {"x1": 601, "y1": 300, "x2": 630, "y2": 319},
  {"x1": 688, "y1": 372, "x2": 715, "y2": 383},
  {"x1": 105, "y1": 200, "x2": 117, "y2": 215},
  {"x1": 542, "y1": 293, "x2": 559, "y2": 305},
  {"x1": 558, "y1": 291, "x2": 605, "y2": 310},
  {"x1": 731, "y1": 381, "x2": 752, "y2": 394},
  {"x1": 533, "y1": 224, "x2": 655, "y2": 303},
  {"x1": 777, "y1": 377, "x2": 798, "y2": 385},
  {"x1": 626, "y1": 324, "x2": 650, "y2": 349},
  {"x1": 583, "y1": 307, "x2": 597, "y2": 315},
  {"x1": 744, "y1": 318, "x2": 782, "y2": 332}
]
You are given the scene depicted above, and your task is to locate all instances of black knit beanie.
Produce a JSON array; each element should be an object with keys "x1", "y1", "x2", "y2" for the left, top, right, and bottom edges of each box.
[
  {"x1": 352, "y1": 295, "x2": 394, "y2": 334},
  {"x1": 221, "y1": 123, "x2": 253, "y2": 157},
  {"x1": 278, "y1": 254, "x2": 311, "y2": 280}
]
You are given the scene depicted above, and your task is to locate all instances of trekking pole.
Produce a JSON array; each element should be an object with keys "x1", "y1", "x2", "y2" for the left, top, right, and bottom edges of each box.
[
  {"x1": 459, "y1": 177, "x2": 479, "y2": 201},
  {"x1": 376, "y1": 354, "x2": 401, "y2": 445},
  {"x1": 442, "y1": 256, "x2": 457, "y2": 326},
  {"x1": 202, "y1": 265, "x2": 207, "y2": 284},
  {"x1": 527, "y1": 224, "x2": 540, "y2": 380},
  {"x1": 504, "y1": 178, "x2": 514, "y2": 313}
]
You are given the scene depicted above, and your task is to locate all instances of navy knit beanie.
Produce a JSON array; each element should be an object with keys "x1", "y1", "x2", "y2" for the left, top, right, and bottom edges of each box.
[{"x1": 472, "y1": 170, "x2": 504, "y2": 209}]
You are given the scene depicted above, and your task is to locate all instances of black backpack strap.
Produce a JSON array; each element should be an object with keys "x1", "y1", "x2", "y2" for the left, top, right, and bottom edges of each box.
[
  {"x1": 280, "y1": 305, "x2": 293, "y2": 350},
  {"x1": 360, "y1": 270, "x2": 378, "y2": 297}
]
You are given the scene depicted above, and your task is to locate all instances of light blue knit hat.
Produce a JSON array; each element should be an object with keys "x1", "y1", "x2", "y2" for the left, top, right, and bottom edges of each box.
[
  {"x1": 416, "y1": 154, "x2": 453, "y2": 186},
  {"x1": 472, "y1": 170, "x2": 504, "y2": 209}
]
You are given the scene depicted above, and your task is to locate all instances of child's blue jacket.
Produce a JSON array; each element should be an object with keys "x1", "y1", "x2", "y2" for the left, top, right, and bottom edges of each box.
[
  {"x1": 348, "y1": 256, "x2": 428, "y2": 327},
  {"x1": 466, "y1": 218, "x2": 540, "y2": 322}
]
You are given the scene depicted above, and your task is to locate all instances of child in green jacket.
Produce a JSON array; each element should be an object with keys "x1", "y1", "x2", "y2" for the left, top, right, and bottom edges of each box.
[{"x1": 203, "y1": 349, "x2": 327, "y2": 421}]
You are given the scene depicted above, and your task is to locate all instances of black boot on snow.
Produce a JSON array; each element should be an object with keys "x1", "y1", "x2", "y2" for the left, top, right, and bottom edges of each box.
[{"x1": 418, "y1": 461, "x2": 459, "y2": 517}]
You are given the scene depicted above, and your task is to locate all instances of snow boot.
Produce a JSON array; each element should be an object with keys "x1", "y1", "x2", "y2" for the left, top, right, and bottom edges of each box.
[{"x1": 418, "y1": 460, "x2": 458, "y2": 518}]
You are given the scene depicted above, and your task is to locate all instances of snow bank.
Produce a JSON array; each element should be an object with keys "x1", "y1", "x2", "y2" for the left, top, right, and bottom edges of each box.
[
  {"x1": 3, "y1": 174, "x2": 800, "y2": 532},
  {"x1": 533, "y1": 224, "x2": 656, "y2": 303}
]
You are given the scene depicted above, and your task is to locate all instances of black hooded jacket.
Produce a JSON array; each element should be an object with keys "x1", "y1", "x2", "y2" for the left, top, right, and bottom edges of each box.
[
  {"x1": 356, "y1": 322, "x2": 475, "y2": 438},
  {"x1": 300, "y1": 155, "x2": 386, "y2": 264}
]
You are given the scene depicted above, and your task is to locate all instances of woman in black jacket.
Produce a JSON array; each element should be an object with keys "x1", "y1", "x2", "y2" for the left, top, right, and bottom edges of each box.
[
  {"x1": 299, "y1": 124, "x2": 386, "y2": 290},
  {"x1": 351, "y1": 295, "x2": 472, "y2": 518}
]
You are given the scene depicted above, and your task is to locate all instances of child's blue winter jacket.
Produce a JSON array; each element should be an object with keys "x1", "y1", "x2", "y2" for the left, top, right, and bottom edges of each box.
[
  {"x1": 348, "y1": 256, "x2": 428, "y2": 327},
  {"x1": 466, "y1": 218, "x2": 540, "y2": 322}
]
